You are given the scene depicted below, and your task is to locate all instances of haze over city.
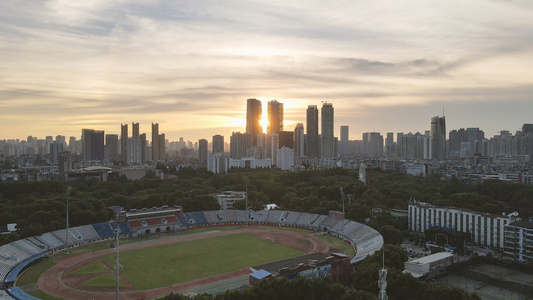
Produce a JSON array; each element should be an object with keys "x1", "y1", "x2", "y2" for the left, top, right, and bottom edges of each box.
[{"x1": 1, "y1": 0, "x2": 533, "y2": 141}]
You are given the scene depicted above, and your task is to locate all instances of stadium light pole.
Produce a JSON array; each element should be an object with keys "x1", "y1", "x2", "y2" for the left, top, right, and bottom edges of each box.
[
  {"x1": 342, "y1": 195, "x2": 345, "y2": 255},
  {"x1": 65, "y1": 186, "x2": 72, "y2": 254},
  {"x1": 116, "y1": 223, "x2": 120, "y2": 300}
]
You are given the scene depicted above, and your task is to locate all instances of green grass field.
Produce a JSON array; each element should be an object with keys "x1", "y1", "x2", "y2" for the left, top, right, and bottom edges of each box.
[
  {"x1": 99, "y1": 233, "x2": 303, "y2": 290},
  {"x1": 16, "y1": 258, "x2": 56, "y2": 286}
]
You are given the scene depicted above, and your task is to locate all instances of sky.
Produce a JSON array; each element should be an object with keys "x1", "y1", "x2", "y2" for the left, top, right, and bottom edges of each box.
[{"x1": 1, "y1": 0, "x2": 532, "y2": 142}]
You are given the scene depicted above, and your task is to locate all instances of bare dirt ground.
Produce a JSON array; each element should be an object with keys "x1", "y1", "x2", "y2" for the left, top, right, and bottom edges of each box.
[{"x1": 38, "y1": 227, "x2": 331, "y2": 300}]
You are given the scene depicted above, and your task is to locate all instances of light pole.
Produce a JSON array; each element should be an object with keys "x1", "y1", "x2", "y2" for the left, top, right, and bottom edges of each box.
[
  {"x1": 65, "y1": 186, "x2": 72, "y2": 254},
  {"x1": 342, "y1": 195, "x2": 345, "y2": 255},
  {"x1": 116, "y1": 221, "x2": 120, "y2": 300}
]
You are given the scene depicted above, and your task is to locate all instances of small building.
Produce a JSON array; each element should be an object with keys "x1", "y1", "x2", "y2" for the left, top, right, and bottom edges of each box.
[
  {"x1": 210, "y1": 191, "x2": 246, "y2": 210},
  {"x1": 503, "y1": 220, "x2": 533, "y2": 263},
  {"x1": 249, "y1": 252, "x2": 351, "y2": 286},
  {"x1": 404, "y1": 252, "x2": 457, "y2": 279},
  {"x1": 126, "y1": 205, "x2": 184, "y2": 237}
]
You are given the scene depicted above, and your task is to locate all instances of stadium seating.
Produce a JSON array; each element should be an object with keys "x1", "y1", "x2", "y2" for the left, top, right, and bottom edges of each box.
[
  {"x1": 6, "y1": 287, "x2": 40, "y2": 300},
  {"x1": 266, "y1": 210, "x2": 282, "y2": 223},
  {"x1": 128, "y1": 220, "x2": 143, "y2": 228},
  {"x1": 203, "y1": 211, "x2": 220, "y2": 223},
  {"x1": 190, "y1": 212, "x2": 208, "y2": 224},
  {"x1": 0, "y1": 290, "x2": 14, "y2": 300},
  {"x1": 283, "y1": 211, "x2": 301, "y2": 225},
  {"x1": 318, "y1": 216, "x2": 341, "y2": 229}
]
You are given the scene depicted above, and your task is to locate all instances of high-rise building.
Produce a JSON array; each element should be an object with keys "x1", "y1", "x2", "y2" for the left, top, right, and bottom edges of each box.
[
  {"x1": 267, "y1": 100, "x2": 283, "y2": 134},
  {"x1": 158, "y1": 133, "x2": 166, "y2": 160},
  {"x1": 294, "y1": 123, "x2": 305, "y2": 158},
  {"x1": 430, "y1": 116, "x2": 446, "y2": 160},
  {"x1": 306, "y1": 105, "x2": 319, "y2": 157},
  {"x1": 213, "y1": 135, "x2": 224, "y2": 153},
  {"x1": 106, "y1": 134, "x2": 119, "y2": 162},
  {"x1": 246, "y1": 98, "x2": 262, "y2": 145},
  {"x1": 121, "y1": 124, "x2": 128, "y2": 162},
  {"x1": 49, "y1": 141, "x2": 64, "y2": 163},
  {"x1": 230, "y1": 132, "x2": 253, "y2": 159},
  {"x1": 81, "y1": 129, "x2": 105, "y2": 161},
  {"x1": 321, "y1": 102, "x2": 334, "y2": 158},
  {"x1": 127, "y1": 137, "x2": 142, "y2": 164},
  {"x1": 140, "y1": 133, "x2": 147, "y2": 163},
  {"x1": 152, "y1": 123, "x2": 159, "y2": 161},
  {"x1": 362, "y1": 132, "x2": 384, "y2": 157},
  {"x1": 397, "y1": 132, "x2": 431, "y2": 159},
  {"x1": 132, "y1": 122, "x2": 139, "y2": 138},
  {"x1": 199, "y1": 139, "x2": 208, "y2": 167},
  {"x1": 340, "y1": 126, "x2": 349, "y2": 155},
  {"x1": 276, "y1": 147, "x2": 294, "y2": 170},
  {"x1": 278, "y1": 131, "x2": 293, "y2": 149}
]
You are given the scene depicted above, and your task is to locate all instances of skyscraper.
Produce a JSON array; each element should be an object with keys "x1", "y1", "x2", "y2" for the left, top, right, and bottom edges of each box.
[
  {"x1": 430, "y1": 116, "x2": 446, "y2": 160},
  {"x1": 340, "y1": 125, "x2": 349, "y2": 155},
  {"x1": 152, "y1": 123, "x2": 159, "y2": 161},
  {"x1": 321, "y1": 102, "x2": 334, "y2": 158},
  {"x1": 294, "y1": 123, "x2": 305, "y2": 158},
  {"x1": 81, "y1": 129, "x2": 105, "y2": 161},
  {"x1": 267, "y1": 100, "x2": 283, "y2": 134},
  {"x1": 199, "y1": 139, "x2": 208, "y2": 167},
  {"x1": 230, "y1": 132, "x2": 253, "y2": 159},
  {"x1": 132, "y1": 122, "x2": 139, "y2": 138},
  {"x1": 106, "y1": 134, "x2": 119, "y2": 162},
  {"x1": 213, "y1": 135, "x2": 224, "y2": 153},
  {"x1": 246, "y1": 98, "x2": 262, "y2": 145},
  {"x1": 306, "y1": 105, "x2": 319, "y2": 157},
  {"x1": 121, "y1": 123, "x2": 128, "y2": 162}
]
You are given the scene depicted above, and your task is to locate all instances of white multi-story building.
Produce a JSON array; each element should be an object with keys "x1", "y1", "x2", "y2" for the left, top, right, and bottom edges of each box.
[
  {"x1": 211, "y1": 191, "x2": 246, "y2": 210},
  {"x1": 276, "y1": 147, "x2": 294, "y2": 170},
  {"x1": 408, "y1": 199, "x2": 519, "y2": 250},
  {"x1": 503, "y1": 221, "x2": 533, "y2": 263}
]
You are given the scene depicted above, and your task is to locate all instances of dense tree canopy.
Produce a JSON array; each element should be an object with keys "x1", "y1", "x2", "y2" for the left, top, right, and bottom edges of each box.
[{"x1": 2, "y1": 167, "x2": 533, "y2": 246}]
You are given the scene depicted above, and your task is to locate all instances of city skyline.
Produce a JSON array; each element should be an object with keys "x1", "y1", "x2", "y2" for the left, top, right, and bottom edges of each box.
[{"x1": 1, "y1": 1, "x2": 533, "y2": 141}]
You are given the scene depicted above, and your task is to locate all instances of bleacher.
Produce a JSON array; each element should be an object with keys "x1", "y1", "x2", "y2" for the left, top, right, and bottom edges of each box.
[
  {"x1": 309, "y1": 215, "x2": 328, "y2": 229},
  {"x1": 73, "y1": 225, "x2": 100, "y2": 241},
  {"x1": 6, "y1": 287, "x2": 40, "y2": 300},
  {"x1": 283, "y1": 211, "x2": 301, "y2": 225},
  {"x1": 4, "y1": 252, "x2": 48, "y2": 284},
  {"x1": 236, "y1": 210, "x2": 248, "y2": 222},
  {"x1": 0, "y1": 290, "x2": 14, "y2": 300},
  {"x1": 318, "y1": 216, "x2": 341, "y2": 229},
  {"x1": 146, "y1": 218, "x2": 163, "y2": 226},
  {"x1": 10, "y1": 240, "x2": 43, "y2": 256},
  {"x1": 128, "y1": 220, "x2": 143, "y2": 228},
  {"x1": 26, "y1": 237, "x2": 48, "y2": 251},
  {"x1": 165, "y1": 216, "x2": 179, "y2": 224},
  {"x1": 203, "y1": 211, "x2": 220, "y2": 223},
  {"x1": 92, "y1": 222, "x2": 131, "y2": 239},
  {"x1": 253, "y1": 210, "x2": 269, "y2": 222},
  {"x1": 38, "y1": 233, "x2": 63, "y2": 249},
  {"x1": 223, "y1": 210, "x2": 237, "y2": 223},
  {"x1": 190, "y1": 212, "x2": 208, "y2": 224},
  {"x1": 266, "y1": 210, "x2": 282, "y2": 223}
]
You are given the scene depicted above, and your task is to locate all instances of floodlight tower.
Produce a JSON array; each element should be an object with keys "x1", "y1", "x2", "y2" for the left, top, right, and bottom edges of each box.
[
  {"x1": 65, "y1": 187, "x2": 72, "y2": 254},
  {"x1": 378, "y1": 252, "x2": 388, "y2": 300}
]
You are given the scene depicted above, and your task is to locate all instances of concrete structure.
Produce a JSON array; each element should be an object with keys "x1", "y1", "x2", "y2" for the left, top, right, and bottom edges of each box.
[
  {"x1": 126, "y1": 205, "x2": 184, "y2": 237},
  {"x1": 230, "y1": 157, "x2": 271, "y2": 169},
  {"x1": 408, "y1": 199, "x2": 517, "y2": 250},
  {"x1": 212, "y1": 135, "x2": 224, "y2": 153},
  {"x1": 121, "y1": 123, "x2": 128, "y2": 162},
  {"x1": 230, "y1": 132, "x2": 253, "y2": 159},
  {"x1": 340, "y1": 125, "x2": 349, "y2": 155},
  {"x1": 199, "y1": 139, "x2": 208, "y2": 167},
  {"x1": 207, "y1": 152, "x2": 229, "y2": 174},
  {"x1": 306, "y1": 105, "x2": 319, "y2": 157},
  {"x1": 404, "y1": 252, "x2": 457, "y2": 279},
  {"x1": 81, "y1": 129, "x2": 104, "y2": 161},
  {"x1": 246, "y1": 98, "x2": 262, "y2": 145},
  {"x1": 362, "y1": 132, "x2": 383, "y2": 157},
  {"x1": 105, "y1": 134, "x2": 119, "y2": 162},
  {"x1": 267, "y1": 100, "x2": 283, "y2": 134},
  {"x1": 430, "y1": 116, "x2": 446, "y2": 160},
  {"x1": 294, "y1": 123, "x2": 305, "y2": 158},
  {"x1": 210, "y1": 191, "x2": 246, "y2": 210},
  {"x1": 126, "y1": 137, "x2": 142, "y2": 164},
  {"x1": 321, "y1": 102, "x2": 334, "y2": 158},
  {"x1": 503, "y1": 221, "x2": 533, "y2": 263},
  {"x1": 276, "y1": 146, "x2": 294, "y2": 170}
]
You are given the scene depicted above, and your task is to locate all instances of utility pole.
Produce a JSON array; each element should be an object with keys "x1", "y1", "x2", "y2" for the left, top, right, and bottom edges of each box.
[{"x1": 65, "y1": 187, "x2": 72, "y2": 254}]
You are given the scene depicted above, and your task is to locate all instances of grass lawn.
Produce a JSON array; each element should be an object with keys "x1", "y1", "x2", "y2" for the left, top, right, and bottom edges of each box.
[
  {"x1": 101, "y1": 233, "x2": 303, "y2": 290},
  {"x1": 27, "y1": 289, "x2": 64, "y2": 300},
  {"x1": 16, "y1": 258, "x2": 56, "y2": 287},
  {"x1": 72, "y1": 261, "x2": 109, "y2": 274},
  {"x1": 315, "y1": 234, "x2": 356, "y2": 257},
  {"x1": 80, "y1": 273, "x2": 128, "y2": 287}
]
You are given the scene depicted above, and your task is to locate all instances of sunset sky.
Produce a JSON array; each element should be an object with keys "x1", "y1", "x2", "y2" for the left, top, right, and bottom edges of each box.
[{"x1": 1, "y1": 0, "x2": 532, "y2": 142}]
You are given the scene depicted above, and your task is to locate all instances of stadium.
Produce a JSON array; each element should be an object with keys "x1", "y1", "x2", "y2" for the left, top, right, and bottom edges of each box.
[{"x1": 0, "y1": 207, "x2": 383, "y2": 300}]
